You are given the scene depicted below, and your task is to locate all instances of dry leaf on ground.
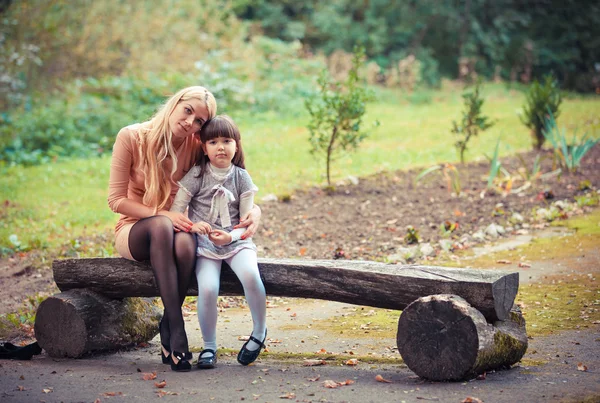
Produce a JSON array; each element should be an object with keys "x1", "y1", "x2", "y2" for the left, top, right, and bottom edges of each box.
[
  {"x1": 577, "y1": 362, "x2": 588, "y2": 372},
  {"x1": 154, "y1": 380, "x2": 167, "y2": 388},
  {"x1": 303, "y1": 359, "x2": 326, "y2": 366},
  {"x1": 462, "y1": 397, "x2": 483, "y2": 403},
  {"x1": 279, "y1": 392, "x2": 296, "y2": 399},
  {"x1": 375, "y1": 374, "x2": 392, "y2": 383},
  {"x1": 142, "y1": 371, "x2": 157, "y2": 380}
]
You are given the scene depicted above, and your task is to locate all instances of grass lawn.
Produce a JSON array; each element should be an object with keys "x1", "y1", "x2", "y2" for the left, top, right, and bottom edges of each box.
[{"x1": 1, "y1": 82, "x2": 599, "y2": 255}]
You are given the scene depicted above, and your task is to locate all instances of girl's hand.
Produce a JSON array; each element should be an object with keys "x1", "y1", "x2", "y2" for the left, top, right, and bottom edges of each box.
[
  {"x1": 191, "y1": 221, "x2": 212, "y2": 235},
  {"x1": 209, "y1": 229, "x2": 232, "y2": 246},
  {"x1": 233, "y1": 205, "x2": 261, "y2": 240},
  {"x1": 157, "y1": 210, "x2": 193, "y2": 232}
]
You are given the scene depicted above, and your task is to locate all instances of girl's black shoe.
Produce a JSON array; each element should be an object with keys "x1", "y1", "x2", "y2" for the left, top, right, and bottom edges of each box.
[
  {"x1": 237, "y1": 329, "x2": 267, "y2": 366},
  {"x1": 170, "y1": 351, "x2": 192, "y2": 372},
  {"x1": 197, "y1": 349, "x2": 217, "y2": 369}
]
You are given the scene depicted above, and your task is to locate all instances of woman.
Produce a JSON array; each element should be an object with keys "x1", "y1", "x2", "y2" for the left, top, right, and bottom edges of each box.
[{"x1": 107, "y1": 86, "x2": 261, "y2": 371}]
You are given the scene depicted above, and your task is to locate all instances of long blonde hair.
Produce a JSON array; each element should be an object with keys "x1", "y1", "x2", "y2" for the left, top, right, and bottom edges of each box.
[{"x1": 138, "y1": 86, "x2": 217, "y2": 211}]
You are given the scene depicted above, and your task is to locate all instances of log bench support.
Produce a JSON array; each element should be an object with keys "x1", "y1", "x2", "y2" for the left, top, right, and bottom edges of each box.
[{"x1": 35, "y1": 258, "x2": 527, "y2": 381}]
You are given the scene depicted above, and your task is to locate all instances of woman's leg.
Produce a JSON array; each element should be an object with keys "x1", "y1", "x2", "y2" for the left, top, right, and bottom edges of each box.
[
  {"x1": 227, "y1": 249, "x2": 266, "y2": 351},
  {"x1": 195, "y1": 257, "x2": 222, "y2": 357},
  {"x1": 158, "y1": 231, "x2": 197, "y2": 350},
  {"x1": 128, "y1": 216, "x2": 189, "y2": 355}
]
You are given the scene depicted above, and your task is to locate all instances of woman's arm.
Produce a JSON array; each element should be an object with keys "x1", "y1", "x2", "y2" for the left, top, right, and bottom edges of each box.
[{"x1": 107, "y1": 128, "x2": 192, "y2": 231}]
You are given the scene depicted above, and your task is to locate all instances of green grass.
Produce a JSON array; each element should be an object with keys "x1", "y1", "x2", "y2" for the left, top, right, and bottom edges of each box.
[{"x1": 1, "y1": 82, "x2": 599, "y2": 254}]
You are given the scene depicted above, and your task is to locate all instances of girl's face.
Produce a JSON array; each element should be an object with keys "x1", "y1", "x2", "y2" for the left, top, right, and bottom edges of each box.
[
  {"x1": 169, "y1": 98, "x2": 209, "y2": 141},
  {"x1": 202, "y1": 137, "x2": 238, "y2": 169}
]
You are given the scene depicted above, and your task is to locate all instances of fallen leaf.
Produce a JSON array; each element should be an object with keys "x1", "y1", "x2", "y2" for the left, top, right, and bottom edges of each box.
[
  {"x1": 299, "y1": 247, "x2": 307, "y2": 256},
  {"x1": 290, "y1": 312, "x2": 297, "y2": 317},
  {"x1": 518, "y1": 262, "x2": 531, "y2": 268},
  {"x1": 375, "y1": 374, "x2": 392, "y2": 383},
  {"x1": 462, "y1": 397, "x2": 483, "y2": 403},
  {"x1": 345, "y1": 358, "x2": 358, "y2": 366},
  {"x1": 323, "y1": 380, "x2": 339, "y2": 388},
  {"x1": 476, "y1": 372, "x2": 486, "y2": 380},
  {"x1": 154, "y1": 380, "x2": 167, "y2": 388},
  {"x1": 577, "y1": 362, "x2": 588, "y2": 372},
  {"x1": 102, "y1": 391, "x2": 122, "y2": 396},
  {"x1": 340, "y1": 379, "x2": 355, "y2": 386},
  {"x1": 496, "y1": 259, "x2": 512, "y2": 264},
  {"x1": 17, "y1": 385, "x2": 25, "y2": 391},
  {"x1": 142, "y1": 371, "x2": 157, "y2": 380},
  {"x1": 42, "y1": 388, "x2": 53, "y2": 393},
  {"x1": 279, "y1": 392, "x2": 296, "y2": 399},
  {"x1": 315, "y1": 348, "x2": 327, "y2": 354},
  {"x1": 303, "y1": 359, "x2": 326, "y2": 366},
  {"x1": 307, "y1": 375, "x2": 321, "y2": 382}
]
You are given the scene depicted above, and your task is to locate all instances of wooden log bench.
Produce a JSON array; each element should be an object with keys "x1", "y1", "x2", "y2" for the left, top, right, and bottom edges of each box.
[{"x1": 34, "y1": 258, "x2": 527, "y2": 381}]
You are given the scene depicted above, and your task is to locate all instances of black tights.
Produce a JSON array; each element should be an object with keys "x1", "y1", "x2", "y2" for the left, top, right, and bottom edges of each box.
[{"x1": 129, "y1": 215, "x2": 196, "y2": 354}]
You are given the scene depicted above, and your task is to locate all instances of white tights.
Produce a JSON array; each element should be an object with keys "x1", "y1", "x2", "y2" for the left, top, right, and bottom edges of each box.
[{"x1": 195, "y1": 248, "x2": 266, "y2": 357}]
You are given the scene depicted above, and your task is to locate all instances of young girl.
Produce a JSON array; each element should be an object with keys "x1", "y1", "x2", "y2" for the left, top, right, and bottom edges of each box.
[{"x1": 170, "y1": 115, "x2": 267, "y2": 369}]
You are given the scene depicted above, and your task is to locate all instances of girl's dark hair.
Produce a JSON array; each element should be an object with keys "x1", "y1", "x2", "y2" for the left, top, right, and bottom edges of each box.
[{"x1": 196, "y1": 115, "x2": 245, "y2": 178}]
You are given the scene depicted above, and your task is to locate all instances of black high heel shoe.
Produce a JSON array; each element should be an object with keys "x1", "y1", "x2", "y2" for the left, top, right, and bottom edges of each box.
[
  {"x1": 170, "y1": 351, "x2": 192, "y2": 372},
  {"x1": 159, "y1": 318, "x2": 170, "y2": 365},
  {"x1": 237, "y1": 329, "x2": 267, "y2": 366}
]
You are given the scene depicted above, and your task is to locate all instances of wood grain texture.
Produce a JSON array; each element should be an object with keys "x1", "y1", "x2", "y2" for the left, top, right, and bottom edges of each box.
[
  {"x1": 53, "y1": 257, "x2": 519, "y2": 322},
  {"x1": 34, "y1": 289, "x2": 161, "y2": 358},
  {"x1": 396, "y1": 294, "x2": 528, "y2": 381}
]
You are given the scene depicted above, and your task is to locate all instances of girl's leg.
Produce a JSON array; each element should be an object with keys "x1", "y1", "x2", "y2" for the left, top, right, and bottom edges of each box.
[
  {"x1": 128, "y1": 216, "x2": 189, "y2": 355},
  {"x1": 227, "y1": 249, "x2": 266, "y2": 351},
  {"x1": 159, "y1": 232, "x2": 197, "y2": 350},
  {"x1": 195, "y1": 257, "x2": 222, "y2": 358}
]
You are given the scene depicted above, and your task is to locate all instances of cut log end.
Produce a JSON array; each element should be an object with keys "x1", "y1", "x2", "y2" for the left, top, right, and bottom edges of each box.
[
  {"x1": 34, "y1": 290, "x2": 161, "y2": 358},
  {"x1": 397, "y1": 294, "x2": 527, "y2": 381}
]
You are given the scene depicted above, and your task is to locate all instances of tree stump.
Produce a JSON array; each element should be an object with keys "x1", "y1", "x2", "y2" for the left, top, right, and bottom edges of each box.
[
  {"x1": 397, "y1": 294, "x2": 527, "y2": 381},
  {"x1": 34, "y1": 289, "x2": 161, "y2": 358}
]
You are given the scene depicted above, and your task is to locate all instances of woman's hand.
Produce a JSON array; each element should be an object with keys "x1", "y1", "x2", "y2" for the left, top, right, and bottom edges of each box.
[
  {"x1": 233, "y1": 204, "x2": 261, "y2": 240},
  {"x1": 209, "y1": 229, "x2": 232, "y2": 246},
  {"x1": 157, "y1": 210, "x2": 193, "y2": 232},
  {"x1": 191, "y1": 221, "x2": 212, "y2": 235}
]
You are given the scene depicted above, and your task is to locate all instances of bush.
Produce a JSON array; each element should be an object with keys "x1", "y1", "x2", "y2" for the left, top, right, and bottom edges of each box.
[{"x1": 520, "y1": 74, "x2": 562, "y2": 150}]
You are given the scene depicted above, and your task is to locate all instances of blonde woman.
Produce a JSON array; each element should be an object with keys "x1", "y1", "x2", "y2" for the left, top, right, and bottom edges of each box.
[{"x1": 107, "y1": 86, "x2": 261, "y2": 371}]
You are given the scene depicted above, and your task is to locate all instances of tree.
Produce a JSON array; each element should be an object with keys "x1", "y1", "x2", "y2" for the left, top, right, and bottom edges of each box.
[
  {"x1": 305, "y1": 46, "x2": 376, "y2": 187},
  {"x1": 452, "y1": 80, "x2": 494, "y2": 163}
]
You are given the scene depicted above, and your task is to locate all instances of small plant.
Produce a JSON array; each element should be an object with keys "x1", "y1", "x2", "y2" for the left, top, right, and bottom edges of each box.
[
  {"x1": 404, "y1": 226, "x2": 420, "y2": 245},
  {"x1": 542, "y1": 110, "x2": 600, "y2": 173},
  {"x1": 305, "y1": 46, "x2": 378, "y2": 187},
  {"x1": 451, "y1": 80, "x2": 495, "y2": 163},
  {"x1": 575, "y1": 193, "x2": 599, "y2": 207},
  {"x1": 517, "y1": 153, "x2": 545, "y2": 182},
  {"x1": 440, "y1": 221, "x2": 459, "y2": 238},
  {"x1": 415, "y1": 163, "x2": 461, "y2": 196},
  {"x1": 520, "y1": 74, "x2": 562, "y2": 150}
]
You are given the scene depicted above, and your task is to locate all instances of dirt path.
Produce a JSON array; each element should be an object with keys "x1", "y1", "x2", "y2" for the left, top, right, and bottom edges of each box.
[{"x1": 1, "y1": 219, "x2": 599, "y2": 402}]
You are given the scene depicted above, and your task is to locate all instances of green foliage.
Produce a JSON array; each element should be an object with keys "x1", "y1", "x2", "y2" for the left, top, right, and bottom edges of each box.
[
  {"x1": 520, "y1": 75, "x2": 562, "y2": 150},
  {"x1": 305, "y1": 46, "x2": 377, "y2": 186},
  {"x1": 451, "y1": 80, "x2": 495, "y2": 163},
  {"x1": 404, "y1": 226, "x2": 420, "y2": 245},
  {"x1": 415, "y1": 163, "x2": 461, "y2": 196},
  {"x1": 486, "y1": 138, "x2": 503, "y2": 189},
  {"x1": 542, "y1": 110, "x2": 600, "y2": 173}
]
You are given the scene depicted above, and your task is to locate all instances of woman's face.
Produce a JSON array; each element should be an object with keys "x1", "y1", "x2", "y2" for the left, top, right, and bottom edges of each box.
[{"x1": 169, "y1": 98, "x2": 209, "y2": 141}]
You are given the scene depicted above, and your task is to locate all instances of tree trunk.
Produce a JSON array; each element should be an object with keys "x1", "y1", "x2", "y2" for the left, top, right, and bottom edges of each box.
[
  {"x1": 397, "y1": 294, "x2": 528, "y2": 381},
  {"x1": 53, "y1": 258, "x2": 519, "y2": 322},
  {"x1": 34, "y1": 289, "x2": 161, "y2": 358}
]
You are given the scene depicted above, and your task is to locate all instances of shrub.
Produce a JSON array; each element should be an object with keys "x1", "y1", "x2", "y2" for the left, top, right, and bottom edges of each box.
[
  {"x1": 305, "y1": 46, "x2": 377, "y2": 187},
  {"x1": 542, "y1": 110, "x2": 599, "y2": 173},
  {"x1": 451, "y1": 80, "x2": 495, "y2": 163},
  {"x1": 520, "y1": 74, "x2": 562, "y2": 150}
]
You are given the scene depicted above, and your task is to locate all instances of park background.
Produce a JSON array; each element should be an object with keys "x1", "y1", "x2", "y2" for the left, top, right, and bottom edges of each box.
[{"x1": 0, "y1": 0, "x2": 599, "y2": 340}]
